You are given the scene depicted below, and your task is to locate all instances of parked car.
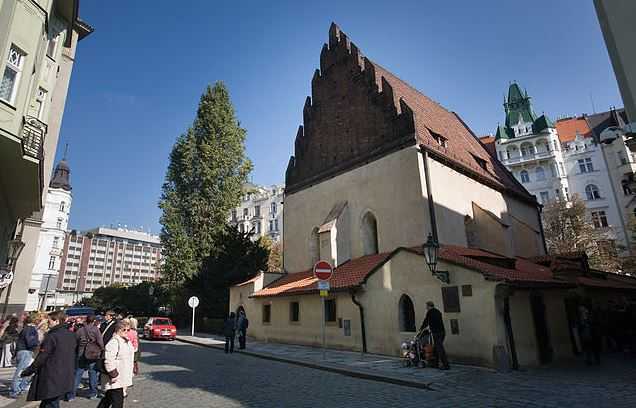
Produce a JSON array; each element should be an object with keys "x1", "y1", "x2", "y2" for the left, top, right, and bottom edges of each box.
[{"x1": 144, "y1": 317, "x2": 177, "y2": 340}]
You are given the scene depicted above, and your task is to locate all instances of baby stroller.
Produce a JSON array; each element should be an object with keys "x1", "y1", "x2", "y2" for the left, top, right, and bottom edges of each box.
[{"x1": 401, "y1": 329, "x2": 433, "y2": 367}]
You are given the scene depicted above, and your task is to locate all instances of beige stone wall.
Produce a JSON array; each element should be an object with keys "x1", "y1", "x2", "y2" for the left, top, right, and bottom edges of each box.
[
  {"x1": 360, "y1": 251, "x2": 500, "y2": 365},
  {"x1": 283, "y1": 147, "x2": 428, "y2": 273},
  {"x1": 230, "y1": 284, "x2": 362, "y2": 350}
]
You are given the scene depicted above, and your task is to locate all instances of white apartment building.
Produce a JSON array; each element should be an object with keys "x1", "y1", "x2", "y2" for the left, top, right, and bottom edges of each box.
[
  {"x1": 25, "y1": 158, "x2": 72, "y2": 311},
  {"x1": 483, "y1": 83, "x2": 636, "y2": 261},
  {"x1": 50, "y1": 227, "x2": 163, "y2": 308},
  {"x1": 229, "y1": 183, "x2": 283, "y2": 242}
]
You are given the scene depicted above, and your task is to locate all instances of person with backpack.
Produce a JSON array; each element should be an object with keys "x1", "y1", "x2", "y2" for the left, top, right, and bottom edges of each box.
[
  {"x1": 236, "y1": 310, "x2": 249, "y2": 350},
  {"x1": 66, "y1": 315, "x2": 103, "y2": 400},
  {"x1": 9, "y1": 314, "x2": 40, "y2": 398}
]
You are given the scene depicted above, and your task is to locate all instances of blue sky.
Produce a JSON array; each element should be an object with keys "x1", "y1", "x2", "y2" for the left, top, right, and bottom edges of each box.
[{"x1": 58, "y1": 0, "x2": 622, "y2": 233}]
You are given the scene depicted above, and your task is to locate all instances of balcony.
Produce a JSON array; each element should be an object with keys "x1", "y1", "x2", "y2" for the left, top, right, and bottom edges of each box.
[
  {"x1": 0, "y1": 115, "x2": 47, "y2": 219},
  {"x1": 502, "y1": 150, "x2": 555, "y2": 166}
]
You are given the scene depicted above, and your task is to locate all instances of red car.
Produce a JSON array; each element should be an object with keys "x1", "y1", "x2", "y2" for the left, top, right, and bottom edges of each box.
[{"x1": 143, "y1": 317, "x2": 177, "y2": 340}]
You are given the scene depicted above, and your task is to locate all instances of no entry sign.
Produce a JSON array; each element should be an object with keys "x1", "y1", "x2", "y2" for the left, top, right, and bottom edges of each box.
[{"x1": 313, "y1": 260, "x2": 333, "y2": 281}]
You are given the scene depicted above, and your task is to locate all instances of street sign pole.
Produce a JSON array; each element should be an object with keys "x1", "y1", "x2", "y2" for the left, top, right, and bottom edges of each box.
[
  {"x1": 191, "y1": 305, "x2": 196, "y2": 337},
  {"x1": 321, "y1": 296, "x2": 326, "y2": 360},
  {"x1": 188, "y1": 296, "x2": 200, "y2": 337}
]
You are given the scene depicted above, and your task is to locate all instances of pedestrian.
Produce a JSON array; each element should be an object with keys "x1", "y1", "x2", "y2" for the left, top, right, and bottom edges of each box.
[
  {"x1": 98, "y1": 321, "x2": 134, "y2": 408},
  {"x1": 0, "y1": 316, "x2": 20, "y2": 367},
  {"x1": 20, "y1": 311, "x2": 77, "y2": 408},
  {"x1": 419, "y1": 301, "x2": 450, "y2": 370},
  {"x1": 66, "y1": 315, "x2": 103, "y2": 400},
  {"x1": 122, "y1": 318, "x2": 139, "y2": 375},
  {"x1": 35, "y1": 313, "x2": 49, "y2": 344},
  {"x1": 237, "y1": 310, "x2": 248, "y2": 350},
  {"x1": 10, "y1": 314, "x2": 40, "y2": 398},
  {"x1": 223, "y1": 312, "x2": 236, "y2": 354},
  {"x1": 100, "y1": 311, "x2": 118, "y2": 345}
]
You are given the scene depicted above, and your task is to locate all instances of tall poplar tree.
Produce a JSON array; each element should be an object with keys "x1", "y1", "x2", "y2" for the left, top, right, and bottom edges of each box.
[{"x1": 160, "y1": 82, "x2": 252, "y2": 283}]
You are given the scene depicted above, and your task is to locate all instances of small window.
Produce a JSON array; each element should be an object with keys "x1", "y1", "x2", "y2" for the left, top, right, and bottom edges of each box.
[
  {"x1": 441, "y1": 286, "x2": 460, "y2": 313},
  {"x1": 450, "y1": 319, "x2": 460, "y2": 335},
  {"x1": 274, "y1": 219, "x2": 279, "y2": 231},
  {"x1": 255, "y1": 222, "x2": 261, "y2": 234},
  {"x1": 243, "y1": 208, "x2": 249, "y2": 219},
  {"x1": 361, "y1": 212, "x2": 379, "y2": 255},
  {"x1": 578, "y1": 158, "x2": 594, "y2": 173},
  {"x1": 564, "y1": 187, "x2": 570, "y2": 201},
  {"x1": 520, "y1": 170, "x2": 530, "y2": 183},
  {"x1": 271, "y1": 202, "x2": 277, "y2": 214},
  {"x1": 461, "y1": 285, "x2": 472, "y2": 297},
  {"x1": 324, "y1": 299, "x2": 336, "y2": 322},
  {"x1": 585, "y1": 184, "x2": 601, "y2": 200},
  {"x1": 231, "y1": 209, "x2": 237, "y2": 221},
  {"x1": 290, "y1": 302, "x2": 300, "y2": 322},
  {"x1": 255, "y1": 205, "x2": 261, "y2": 217},
  {"x1": 56, "y1": 218, "x2": 62, "y2": 229},
  {"x1": 428, "y1": 128, "x2": 448, "y2": 148},
  {"x1": 52, "y1": 237, "x2": 59, "y2": 249},
  {"x1": 35, "y1": 87, "x2": 47, "y2": 120},
  {"x1": 539, "y1": 191, "x2": 549, "y2": 204},
  {"x1": 0, "y1": 44, "x2": 27, "y2": 105},
  {"x1": 262, "y1": 304, "x2": 271, "y2": 323},
  {"x1": 535, "y1": 166, "x2": 546, "y2": 181},
  {"x1": 59, "y1": 201, "x2": 65, "y2": 212},
  {"x1": 398, "y1": 295, "x2": 416, "y2": 332},
  {"x1": 591, "y1": 211, "x2": 608, "y2": 228},
  {"x1": 48, "y1": 256, "x2": 56, "y2": 270}
]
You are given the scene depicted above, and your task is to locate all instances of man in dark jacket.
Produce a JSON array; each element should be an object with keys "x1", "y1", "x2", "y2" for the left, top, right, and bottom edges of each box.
[
  {"x1": 223, "y1": 312, "x2": 236, "y2": 354},
  {"x1": 99, "y1": 310, "x2": 117, "y2": 345},
  {"x1": 420, "y1": 301, "x2": 450, "y2": 370},
  {"x1": 21, "y1": 311, "x2": 77, "y2": 408},
  {"x1": 237, "y1": 310, "x2": 248, "y2": 350},
  {"x1": 67, "y1": 315, "x2": 103, "y2": 400}
]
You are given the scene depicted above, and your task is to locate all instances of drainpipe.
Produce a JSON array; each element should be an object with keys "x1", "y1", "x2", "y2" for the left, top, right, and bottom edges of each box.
[
  {"x1": 420, "y1": 148, "x2": 439, "y2": 242},
  {"x1": 350, "y1": 290, "x2": 367, "y2": 353}
]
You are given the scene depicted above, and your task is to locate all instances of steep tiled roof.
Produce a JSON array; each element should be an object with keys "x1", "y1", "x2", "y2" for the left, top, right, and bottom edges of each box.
[
  {"x1": 369, "y1": 62, "x2": 533, "y2": 202},
  {"x1": 555, "y1": 116, "x2": 593, "y2": 143},
  {"x1": 479, "y1": 136, "x2": 497, "y2": 157},
  {"x1": 251, "y1": 252, "x2": 392, "y2": 297}
]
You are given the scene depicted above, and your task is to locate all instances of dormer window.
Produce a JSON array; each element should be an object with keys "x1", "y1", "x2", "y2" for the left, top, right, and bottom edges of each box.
[
  {"x1": 471, "y1": 154, "x2": 488, "y2": 171},
  {"x1": 428, "y1": 128, "x2": 448, "y2": 148}
]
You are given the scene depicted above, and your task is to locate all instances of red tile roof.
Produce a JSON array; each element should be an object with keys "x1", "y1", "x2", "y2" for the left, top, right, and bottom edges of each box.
[
  {"x1": 251, "y1": 252, "x2": 392, "y2": 297},
  {"x1": 555, "y1": 116, "x2": 593, "y2": 143},
  {"x1": 235, "y1": 275, "x2": 261, "y2": 287},
  {"x1": 368, "y1": 61, "x2": 533, "y2": 203},
  {"x1": 252, "y1": 245, "x2": 569, "y2": 298}
]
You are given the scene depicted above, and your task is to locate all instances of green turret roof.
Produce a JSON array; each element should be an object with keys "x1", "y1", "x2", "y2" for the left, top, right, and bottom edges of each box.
[{"x1": 495, "y1": 82, "x2": 554, "y2": 140}]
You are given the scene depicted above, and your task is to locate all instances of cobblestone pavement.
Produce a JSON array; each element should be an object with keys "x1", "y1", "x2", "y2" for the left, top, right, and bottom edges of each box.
[
  {"x1": 59, "y1": 339, "x2": 636, "y2": 408},
  {"x1": 2, "y1": 339, "x2": 635, "y2": 407}
]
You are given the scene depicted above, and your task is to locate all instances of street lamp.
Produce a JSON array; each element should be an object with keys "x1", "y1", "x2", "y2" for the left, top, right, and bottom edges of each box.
[
  {"x1": 423, "y1": 233, "x2": 449, "y2": 284},
  {"x1": 7, "y1": 239, "x2": 25, "y2": 266}
]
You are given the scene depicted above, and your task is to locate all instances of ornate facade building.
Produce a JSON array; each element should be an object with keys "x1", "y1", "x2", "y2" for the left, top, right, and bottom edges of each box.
[
  {"x1": 484, "y1": 83, "x2": 636, "y2": 261},
  {"x1": 25, "y1": 158, "x2": 72, "y2": 311},
  {"x1": 229, "y1": 183, "x2": 284, "y2": 242}
]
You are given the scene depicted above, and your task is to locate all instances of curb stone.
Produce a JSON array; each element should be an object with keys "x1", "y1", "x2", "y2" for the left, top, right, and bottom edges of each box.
[{"x1": 176, "y1": 336, "x2": 434, "y2": 391}]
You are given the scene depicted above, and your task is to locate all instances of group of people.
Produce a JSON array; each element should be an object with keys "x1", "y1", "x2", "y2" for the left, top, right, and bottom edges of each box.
[
  {"x1": 223, "y1": 310, "x2": 249, "y2": 353},
  {"x1": 0, "y1": 310, "x2": 140, "y2": 408}
]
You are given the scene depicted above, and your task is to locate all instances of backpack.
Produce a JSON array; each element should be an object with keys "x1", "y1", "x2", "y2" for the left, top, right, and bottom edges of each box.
[
  {"x1": 24, "y1": 326, "x2": 39, "y2": 350},
  {"x1": 81, "y1": 327, "x2": 103, "y2": 361}
]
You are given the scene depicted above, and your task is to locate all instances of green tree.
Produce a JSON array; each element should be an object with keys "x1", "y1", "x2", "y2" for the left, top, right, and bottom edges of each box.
[
  {"x1": 260, "y1": 236, "x2": 282, "y2": 272},
  {"x1": 159, "y1": 82, "x2": 252, "y2": 282},
  {"x1": 184, "y1": 226, "x2": 269, "y2": 319},
  {"x1": 542, "y1": 195, "x2": 621, "y2": 272}
]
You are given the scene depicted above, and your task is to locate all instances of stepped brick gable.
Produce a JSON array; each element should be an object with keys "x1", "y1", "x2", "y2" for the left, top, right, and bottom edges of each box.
[{"x1": 286, "y1": 23, "x2": 533, "y2": 203}]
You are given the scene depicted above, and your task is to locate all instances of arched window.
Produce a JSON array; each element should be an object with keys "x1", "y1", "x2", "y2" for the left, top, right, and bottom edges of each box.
[
  {"x1": 520, "y1": 142, "x2": 534, "y2": 158},
  {"x1": 585, "y1": 184, "x2": 601, "y2": 200},
  {"x1": 361, "y1": 212, "x2": 379, "y2": 255},
  {"x1": 309, "y1": 227, "x2": 320, "y2": 266},
  {"x1": 399, "y1": 295, "x2": 416, "y2": 332},
  {"x1": 535, "y1": 167, "x2": 546, "y2": 181},
  {"x1": 520, "y1": 170, "x2": 530, "y2": 183}
]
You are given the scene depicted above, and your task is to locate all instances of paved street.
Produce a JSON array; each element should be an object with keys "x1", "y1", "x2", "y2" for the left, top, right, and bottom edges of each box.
[{"x1": 52, "y1": 339, "x2": 634, "y2": 408}]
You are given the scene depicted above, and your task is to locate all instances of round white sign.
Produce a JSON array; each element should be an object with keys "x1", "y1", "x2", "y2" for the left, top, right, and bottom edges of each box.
[{"x1": 188, "y1": 296, "x2": 199, "y2": 308}]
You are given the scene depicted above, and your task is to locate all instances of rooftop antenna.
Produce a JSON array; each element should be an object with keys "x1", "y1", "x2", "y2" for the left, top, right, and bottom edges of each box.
[
  {"x1": 589, "y1": 92, "x2": 597, "y2": 114},
  {"x1": 63, "y1": 143, "x2": 69, "y2": 160}
]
